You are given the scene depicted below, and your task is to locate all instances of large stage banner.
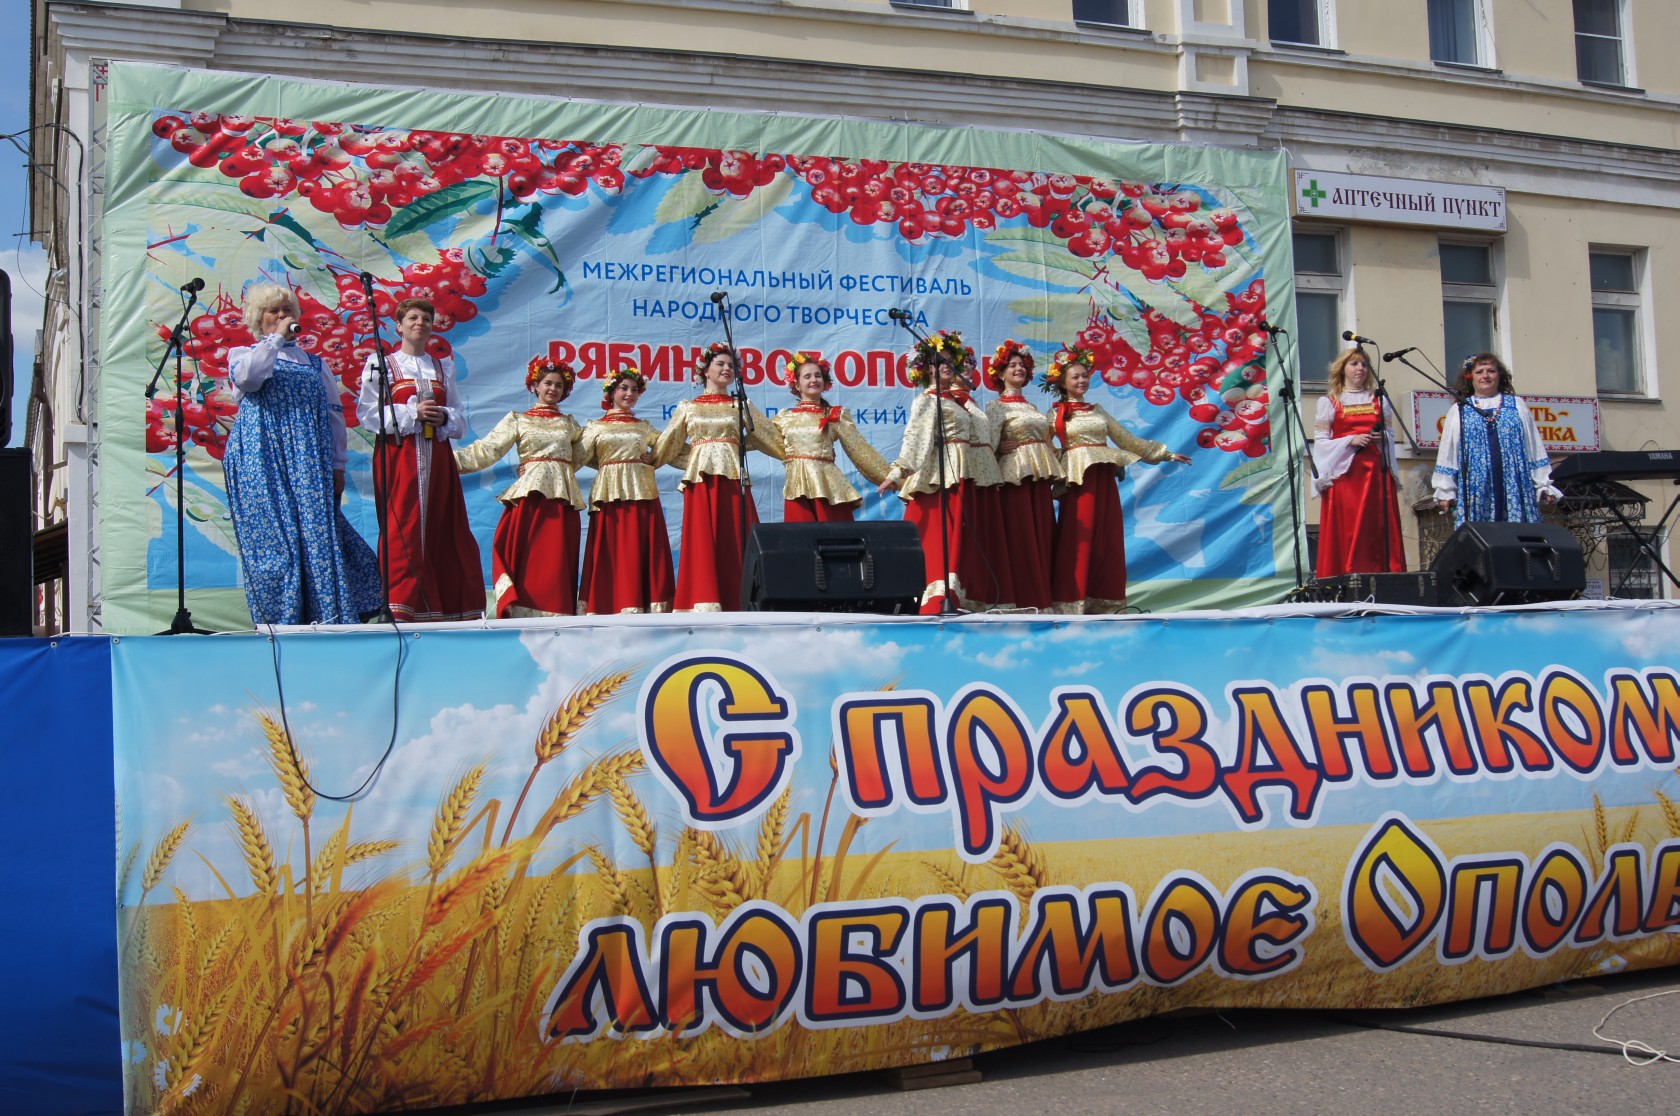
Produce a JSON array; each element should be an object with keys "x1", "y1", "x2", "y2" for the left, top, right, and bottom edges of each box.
[
  {"x1": 111, "y1": 603, "x2": 1680, "y2": 1114},
  {"x1": 98, "y1": 63, "x2": 1296, "y2": 634}
]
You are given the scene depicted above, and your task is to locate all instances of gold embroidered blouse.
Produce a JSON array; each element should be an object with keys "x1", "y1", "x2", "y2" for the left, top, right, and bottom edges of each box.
[
  {"x1": 772, "y1": 403, "x2": 891, "y2": 505},
  {"x1": 580, "y1": 414, "x2": 667, "y2": 506},
  {"x1": 985, "y1": 394, "x2": 1059, "y2": 485},
  {"x1": 884, "y1": 390, "x2": 987, "y2": 499},
  {"x1": 654, "y1": 394, "x2": 783, "y2": 488},
  {"x1": 453, "y1": 407, "x2": 586, "y2": 509},
  {"x1": 957, "y1": 396, "x2": 1003, "y2": 487},
  {"x1": 1054, "y1": 402, "x2": 1172, "y2": 486}
]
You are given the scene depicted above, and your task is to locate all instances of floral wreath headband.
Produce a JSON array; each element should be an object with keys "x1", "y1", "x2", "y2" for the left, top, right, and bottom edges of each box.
[
  {"x1": 601, "y1": 365, "x2": 648, "y2": 408},
  {"x1": 785, "y1": 352, "x2": 832, "y2": 395},
  {"x1": 906, "y1": 330, "x2": 976, "y2": 388},
  {"x1": 986, "y1": 339, "x2": 1035, "y2": 391},
  {"x1": 693, "y1": 341, "x2": 736, "y2": 383},
  {"x1": 526, "y1": 355, "x2": 577, "y2": 396},
  {"x1": 1041, "y1": 346, "x2": 1096, "y2": 395}
]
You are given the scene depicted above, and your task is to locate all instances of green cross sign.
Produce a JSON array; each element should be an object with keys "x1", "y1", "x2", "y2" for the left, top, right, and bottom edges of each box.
[{"x1": 1300, "y1": 178, "x2": 1327, "y2": 208}]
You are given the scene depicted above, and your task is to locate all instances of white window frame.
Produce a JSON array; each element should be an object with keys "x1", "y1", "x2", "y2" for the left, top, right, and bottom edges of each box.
[
  {"x1": 1072, "y1": 0, "x2": 1138, "y2": 29},
  {"x1": 1439, "y1": 238, "x2": 1502, "y2": 367},
  {"x1": 1574, "y1": 0, "x2": 1636, "y2": 88},
  {"x1": 892, "y1": 0, "x2": 967, "y2": 10},
  {"x1": 1268, "y1": 0, "x2": 1337, "y2": 49},
  {"x1": 1294, "y1": 226, "x2": 1347, "y2": 387},
  {"x1": 1588, "y1": 245, "x2": 1649, "y2": 397},
  {"x1": 1428, "y1": 0, "x2": 1496, "y2": 70}
]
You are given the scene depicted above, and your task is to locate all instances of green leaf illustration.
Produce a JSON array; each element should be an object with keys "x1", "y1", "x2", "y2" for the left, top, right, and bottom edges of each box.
[
  {"x1": 655, "y1": 172, "x2": 722, "y2": 226},
  {"x1": 693, "y1": 174, "x2": 793, "y2": 246}
]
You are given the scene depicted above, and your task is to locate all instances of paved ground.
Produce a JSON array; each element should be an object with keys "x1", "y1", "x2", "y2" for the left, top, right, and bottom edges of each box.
[{"x1": 456, "y1": 968, "x2": 1679, "y2": 1116}]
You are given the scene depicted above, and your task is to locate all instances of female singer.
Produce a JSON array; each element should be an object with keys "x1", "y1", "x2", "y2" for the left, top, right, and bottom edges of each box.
[
  {"x1": 1433, "y1": 353, "x2": 1560, "y2": 525},
  {"x1": 774, "y1": 352, "x2": 891, "y2": 522},
  {"x1": 578, "y1": 366, "x2": 676, "y2": 615},
  {"x1": 224, "y1": 283, "x2": 381, "y2": 625},
  {"x1": 356, "y1": 297, "x2": 484, "y2": 621},
  {"x1": 877, "y1": 330, "x2": 990, "y2": 614},
  {"x1": 453, "y1": 355, "x2": 585, "y2": 617},
  {"x1": 1311, "y1": 348, "x2": 1405, "y2": 577},
  {"x1": 1044, "y1": 346, "x2": 1189, "y2": 614},
  {"x1": 984, "y1": 340, "x2": 1057, "y2": 611},
  {"x1": 654, "y1": 342, "x2": 782, "y2": 611}
]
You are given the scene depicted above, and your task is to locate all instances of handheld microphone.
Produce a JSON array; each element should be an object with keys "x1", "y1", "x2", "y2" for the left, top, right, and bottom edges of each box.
[
  {"x1": 887, "y1": 307, "x2": 910, "y2": 322},
  {"x1": 1382, "y1": 347, "x2": 1416, "y2": 363},
  {"x1": 283, "y1": 321, "x2": 303, "y2": 339},
  {"x1": 180, "y1": 277, "x2": 205, "y2": 294},
  {"x1": 1342, "y1": 330, "x2": 1376, "y2": 346},
  {"x1": 710, "y1": 291, "x2": 727, "y2": 304}
]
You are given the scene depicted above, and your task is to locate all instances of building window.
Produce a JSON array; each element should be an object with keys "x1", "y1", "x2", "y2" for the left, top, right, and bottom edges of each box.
[
  {"x1": 1590, "y1": 247, "x2": 1643, "y2": 395},
  {"x1": 1440, "y1": 240, "x2": 1499, "y2": 367},
  {"x1": 1574, "y1": 0, "x2": 1627, "y2": 86},
  {"x1": 892, "y1": 0, "x2": 962, "y2": 9},
  {"x1": 1270, "y1": 0, "x2": 1327, "y2": 47},
  {"x1": 1074, "y1": 0, "x2": 1135, "y2": 27},
  {"x1": 1607, "y1": 529, "x2": 1660, "y2": 599},
  {"x1": 1428, "y1": 0, "x2": 1487, "y2": 67},
  {"x1": 1293, "y1": 229, "x2": 1344, "y2": 385}
]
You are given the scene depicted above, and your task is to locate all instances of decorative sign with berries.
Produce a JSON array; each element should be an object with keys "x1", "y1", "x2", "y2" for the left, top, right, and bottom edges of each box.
[{"x1": 102, "y1": 64, "x2": 1297, "y2": 631}]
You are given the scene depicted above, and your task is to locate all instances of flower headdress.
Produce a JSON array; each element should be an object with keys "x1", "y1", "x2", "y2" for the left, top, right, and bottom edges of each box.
[
  {"x1": 1041, "y1": 346, "x2": 1096, "y2": 397},
  {"x1": 526, "y1": 354, "x2": 577, "y2": 397},
  {"x1": 693, "y1": 341, "x2": 735, "y2": 383},
  {"x1": 985, "y1": 339, "x2": 1035, "y2": 392},
  {"x1": 601, "y1": 365, "x2": 648, "y2": 409},
  {"x1": 905, "y1": 329, "x2": 976, "y2": 389},
  {"x1": 785, "y1": 351, "x2": 832, "y2": 397}
]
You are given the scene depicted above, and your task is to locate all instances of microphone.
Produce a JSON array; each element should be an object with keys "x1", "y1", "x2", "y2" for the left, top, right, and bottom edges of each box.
[
  {"x1": 359, "y1": 271, "x2": 376, "y2": 294},
  {"x1": 1382, "y1": 347, "x2": 1417, "y2": 363},
  {"x1": 1257, "y1": 319, "x2": 1285, "y2": 336},
  {"x1": 1342, "y1": 330, "x2": 1376, "y2": 346},
  {"x1": 887, "y1": 307, "x2": 910, "y2": 322},
  {"x1": 710, "y1": 291, "x2": 727, "y2": 304},
  {"x1": 180, "y1": 277, "x2": 205, "y2": 294},
  {"x1": 283, "y1": 321, "x2": 303, "y2": 339}
]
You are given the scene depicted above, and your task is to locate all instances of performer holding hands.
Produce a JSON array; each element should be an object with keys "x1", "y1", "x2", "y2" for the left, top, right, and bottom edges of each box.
[
  {"x1": 1311, "y1": 348, "x2": 1404, "y2": 577},
  {"x1": 773, "y1": 352, "x2": 890, "y2": 521},
  {"x1": 1433, "y1": 353, "x2": 1560, "y2": 526},
  {"x1": 654, "y1": 342, "x2": 782, "y2": 611},
  {"x1": 356, "y1": 297, "x2": 484, "y2": 621},
  {"x1": 1044, "y1": 346, "x2": 1190, "y2": 614},
  {"x1": 985, "y1": 340, "x2": 1057, "y2": 611},
  {"x1": 453, "y1": 355, "x2": 585, "y2": 618},
  {"x1": 578, "y1": 366, "x2": 676, "y2": 614}
]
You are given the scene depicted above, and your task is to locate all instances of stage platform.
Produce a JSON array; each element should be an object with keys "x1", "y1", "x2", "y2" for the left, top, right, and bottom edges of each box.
[{"x1": 7, "y1": 599, "x2": 1680, "y2": 1116}]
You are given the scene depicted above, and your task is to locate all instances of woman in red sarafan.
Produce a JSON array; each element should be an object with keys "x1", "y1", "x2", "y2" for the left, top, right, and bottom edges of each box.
[
  {"x1": 773, "y1": 351, "x2": 890, "y2": 523},
  {"x1": 984, "y1": 339, "x2": 1057, "y2": 611},
  {"x1": 1312, "y1": 347, "x2": 1405, "y2": 578},
  {"x1": 578, "y1": 366, "x2": 677, "y2": 615},
  {"x1": 356, "y1": 297, "x2": 485, "y2": 621},
  {"x1": 453, "y1": 355, "x2": 585, "y2": 618},
  {"x1": 1044, "y1": 346, "x2": 1190, "y2": 615},
  {"x1": 655, "y1": 342, "x2": 782, "y2": 612}
]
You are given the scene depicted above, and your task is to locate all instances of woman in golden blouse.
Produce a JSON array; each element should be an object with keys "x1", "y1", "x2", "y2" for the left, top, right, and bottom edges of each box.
[
  {"x1": 1044, "y1": 346, "x2": 1190, "y2": 614},
  {"x1": 578, "y1": 366, "x2": 676, "y2": 615},
  {"x1": 654, "y1": 342, "x2": 782, "y2": 611},
  {"x1": 984, "y1": 340, "x2": 1057, "y2": 611},
  {"x1": 773, "y1": 352, "x2": 890, "y2": 521},
  {"x1": 877, "y1": 330, "x2": 990, "y2": 614},
  {"x1": 454, "y1": 356, "x2": 586, "y2": 618}
]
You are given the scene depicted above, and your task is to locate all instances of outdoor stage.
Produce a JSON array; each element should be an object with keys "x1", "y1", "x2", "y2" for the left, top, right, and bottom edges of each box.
[{"x1": 7, "y1": 599, "x2": 1680, "y2": 1116}]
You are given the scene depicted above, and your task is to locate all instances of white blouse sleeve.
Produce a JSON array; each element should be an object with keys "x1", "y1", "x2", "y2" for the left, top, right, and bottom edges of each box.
[
  {"x1": 227, "y1": 334, "x2": 288, "y2": 402},
  {"x1": 1310, "y1": 395, "x2": 1356, "y2": 496},
  {"x1": 1515, "y1": 398, "x2": 1561, "y2": 501},
  {"x1": 1432, "y1": 404, "x2": 1463, "y2": 505}
]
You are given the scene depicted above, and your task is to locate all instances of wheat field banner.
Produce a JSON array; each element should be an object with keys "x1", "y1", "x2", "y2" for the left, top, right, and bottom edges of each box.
[
  {"x1": 99, "y1": 62, "x2": 1296, "y2": 634},
  {"x1": 109, "y1": 602, "x2": 1680, "y2": 1113}
]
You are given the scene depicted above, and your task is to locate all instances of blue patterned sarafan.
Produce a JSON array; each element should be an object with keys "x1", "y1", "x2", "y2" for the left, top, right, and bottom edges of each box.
[{"x1": 1441, "y1": 394, "x2": 1545, "y2": 526}]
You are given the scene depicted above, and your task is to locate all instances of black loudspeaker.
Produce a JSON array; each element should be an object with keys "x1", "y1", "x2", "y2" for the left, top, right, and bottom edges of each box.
[
  {"x1": 1315, "y1": 571, "x2": 1438, "y2": 607},
  {"x1": 1431, "y1": 521, "x2": 1585, "y2": 607},
  {"x1": 0, "y1": 449, "x2": 31, "y2": 637},
  {"x1": 742, "y1": 521, "x2": 923, "y2": 614}
]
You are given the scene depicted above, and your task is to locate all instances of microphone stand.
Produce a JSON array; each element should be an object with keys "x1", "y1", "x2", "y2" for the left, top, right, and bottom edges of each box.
[
  {"x1": 1367, "y1": 344, "x2": 1418, "y2": 573},
  {"x1": 1390, "y1": 351, "x2": 1468, "y2": 527},
  {"x1": 362, "y1": 272, "x2": 397, "y2": 624},
  {"x1": 890, "y1": 312, "x2": 954, "y2": 616},
  {"x1": 1343, "y1": 335, "x2": 1399, "y2": 577},
  {"x1": 713, "y1": 292, "x2": 755, "y2": 572},
  {"x1": 1264, "y1": 323, "x2": 1316, "y2": 598},
  {"x1": 145, "y1": 283, "x2": 210, "y2": 634}
]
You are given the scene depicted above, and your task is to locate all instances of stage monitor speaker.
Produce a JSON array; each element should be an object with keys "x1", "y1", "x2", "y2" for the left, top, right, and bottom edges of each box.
[
  {"x1": 0, "y1": 449, "x2": 31, "y2": 637},
  {"x1": 1314, "y1": 570, "x2": 1438, "y2": 607},
  {"x1": 1430, "y1": 521, "x2": 1585, "y2": 607},
  {"x1": 742, "y1": 521, "x2": 923, "y2": 614}
]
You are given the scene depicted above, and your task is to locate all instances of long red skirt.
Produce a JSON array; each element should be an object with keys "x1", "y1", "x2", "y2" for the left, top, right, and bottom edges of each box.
[
  {"x1": 905, "y1": 482, "x2": 978, "y2": 614},
  {"x1": 675, "y1": 476, "x2": 759, "y2": 612},
  {"x1": 784, "y1": 497, "x2": 854, "y2": 523},
  {"x1": 1316, "y1": 450, "x2": 1405, "y2": 577},
  {"x1": 490, "y1": 495, "x2": 580, "y2": 618},
  {"x1": 997, "y1": 479, "x2": 1054, "y2": 611},
  {"x1": 580, "y1": 499, "x2": 674, "y2": 614},
  {"x1": 372, "y1": 434, "x2": 485, "y2": 621},
  {"x1": 1051, "y1": 464, "x2": 1129, "y2": 614},
  {"x1": 964, "y1": 482, "x2": 1014, "y2": 608}
]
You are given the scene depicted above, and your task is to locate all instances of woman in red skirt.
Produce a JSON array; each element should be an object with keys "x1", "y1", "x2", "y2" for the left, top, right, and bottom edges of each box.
[
  {"x1": 1312, "y1": 347, "x2": 1405, "y2": 577},
  {"x1": 984, "y1": 340, "x2": 1056, "y2": 611},
  {"x1": 655, "y1": 342, "x2": 782, "y2": 611},
  {"x1": 1044, "y1": 347, "x2": 1190, "y2": 614},
  {"x1": 774, "y1": 352, "x2": 890, "y2": 522},
  {"x1": 578, "y1": 366, "x2": 675, "y2": 614},
  {"x1": 877, "y1": 330, "x2": 990, "y2": 614},
  {"x1": 454, "y1": 356, "x2": 585, "y2": 618}
]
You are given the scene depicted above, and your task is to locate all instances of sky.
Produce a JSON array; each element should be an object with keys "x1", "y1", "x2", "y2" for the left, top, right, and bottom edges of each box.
[{"x1": 3, "y1": 3, "x2": 45, "y2": 448}]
